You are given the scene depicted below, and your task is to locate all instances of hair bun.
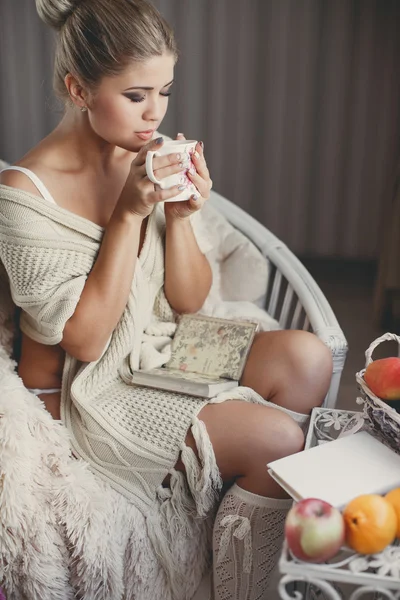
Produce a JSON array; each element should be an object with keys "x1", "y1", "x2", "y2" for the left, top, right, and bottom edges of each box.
[{"x1": 35, "y1": 0, "x2": 80, "y2": 30}]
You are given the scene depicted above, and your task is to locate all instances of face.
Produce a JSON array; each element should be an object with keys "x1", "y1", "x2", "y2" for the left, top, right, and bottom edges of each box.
[{"x1": 84, "y1": 53, "x2": 175, "y2": 152}]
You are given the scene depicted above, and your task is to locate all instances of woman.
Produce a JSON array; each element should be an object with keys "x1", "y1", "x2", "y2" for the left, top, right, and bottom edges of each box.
[{"x1": 0, "y1": 0, "x2": 332, "y2": 597}]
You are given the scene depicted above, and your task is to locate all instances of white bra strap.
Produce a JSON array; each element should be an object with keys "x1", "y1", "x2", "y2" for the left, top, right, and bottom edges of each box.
[{"x1": 0, "y1": 166, "x2": 57, "y2": 205}]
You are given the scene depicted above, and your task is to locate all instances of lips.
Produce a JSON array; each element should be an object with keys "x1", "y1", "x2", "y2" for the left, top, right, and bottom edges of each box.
[{"x1": 135, "y1": 130, "x2": 155, "y2": 141}]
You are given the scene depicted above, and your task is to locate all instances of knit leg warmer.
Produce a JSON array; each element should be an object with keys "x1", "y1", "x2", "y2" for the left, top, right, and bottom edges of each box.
[{"x1": 212, "y1": 483, "x2": 293, "y2": 600}]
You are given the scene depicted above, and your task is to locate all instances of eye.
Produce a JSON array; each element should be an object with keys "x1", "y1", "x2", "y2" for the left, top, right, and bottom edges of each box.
[
  {"x1": 160, "y1": 91, "x2": 172, "y2": 98},
  {"x1": 124, "y1": 93, "x2": 145, "y2": 103}
]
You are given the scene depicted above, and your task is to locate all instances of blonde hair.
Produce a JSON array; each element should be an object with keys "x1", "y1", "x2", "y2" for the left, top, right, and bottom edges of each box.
[{"x1": 36, "y1": 0, "x2": 178, "y2": 100}]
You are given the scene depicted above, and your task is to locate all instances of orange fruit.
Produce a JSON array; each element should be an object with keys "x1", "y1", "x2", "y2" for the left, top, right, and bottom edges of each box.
[
  {"x1": 342, "y1": 494, "x2": 397, "y2": 554},
  {"x1": 385, "y1": 488, "x2": 400, "y2": 538}
]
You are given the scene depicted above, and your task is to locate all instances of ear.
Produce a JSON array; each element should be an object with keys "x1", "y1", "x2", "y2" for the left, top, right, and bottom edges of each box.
[{"x1": 64, "y1": 73, "x2": 89, "y2": 110}]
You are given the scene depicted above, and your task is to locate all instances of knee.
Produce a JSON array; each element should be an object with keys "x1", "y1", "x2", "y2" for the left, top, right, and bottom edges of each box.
[
  {"x1": 248, "y1": 408, "x2": 305, "y2": 464},
  {"x1": 285, "y1": 331, "x2": 332, "y2": 392}
]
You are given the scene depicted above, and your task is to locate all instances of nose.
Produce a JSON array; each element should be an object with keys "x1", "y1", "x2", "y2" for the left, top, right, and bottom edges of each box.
[{"x1": 142, "y1": 95, "x2": 164, "y2": 123}]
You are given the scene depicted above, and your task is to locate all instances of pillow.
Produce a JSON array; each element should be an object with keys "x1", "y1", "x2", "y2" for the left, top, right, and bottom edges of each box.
[
  {"x1": 193, "y1": 200, "x2": 280, "y2": 331},
  {"x1": 197, "y1": 199, "x2": 269, "y2": 307}
]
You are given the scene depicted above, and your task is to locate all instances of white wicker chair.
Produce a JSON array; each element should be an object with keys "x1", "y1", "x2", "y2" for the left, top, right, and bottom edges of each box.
[{"x1": 209, "y1": 190, "x2": 348, "y2": 409}]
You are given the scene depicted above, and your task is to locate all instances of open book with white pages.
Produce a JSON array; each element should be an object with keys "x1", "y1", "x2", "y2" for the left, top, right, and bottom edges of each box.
[
  {"x1": 131, "y1": 314, "x2": 258, "y2": 398},
  {"x1": 267, "y1": 430, "x2": 400, "y2": 509}
]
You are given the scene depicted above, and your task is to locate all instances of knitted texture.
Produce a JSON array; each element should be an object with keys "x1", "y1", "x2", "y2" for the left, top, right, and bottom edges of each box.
[
  {"x1": 0, "y1": 184, "x2": 269, "y2": 593},
  {"x1": 213, "y1": 484, "x2": 292, "y2": 600}
]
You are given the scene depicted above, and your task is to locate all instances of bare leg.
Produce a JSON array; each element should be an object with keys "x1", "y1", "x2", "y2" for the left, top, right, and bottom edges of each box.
[
  {"x1": 182, "y1": 401, "x2": 304, "y2": 498},
  {"x1": 181, "y1": 331, "x2": 333, "y2": 599},
  {"x1": 241, "y1": 330, "x2": 333, "y2": 414},
  {"x1": 182, "y1": 402, "x2": 301, "y2": 599},
  {"x1": 178, "y1": 330, "x2": 332, "y2": 498}
]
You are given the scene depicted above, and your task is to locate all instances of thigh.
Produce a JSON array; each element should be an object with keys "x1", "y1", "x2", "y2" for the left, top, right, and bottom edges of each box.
[{"x1": 176, "y1": 400, "x2": 304, "y2": 483}]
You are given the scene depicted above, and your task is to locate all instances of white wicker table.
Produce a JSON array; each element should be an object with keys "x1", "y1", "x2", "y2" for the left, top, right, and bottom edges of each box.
[{"x1": 278, "y1": 407, "x2": 400, "y2": 600}]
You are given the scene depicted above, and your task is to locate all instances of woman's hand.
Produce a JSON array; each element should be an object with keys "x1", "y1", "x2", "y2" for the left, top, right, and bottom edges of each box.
[
  {"x1": 118, "y1": 137, "x2": 186, "y2": 219},
  {"x1": 164, "y1": 135, "x2": 213, "y2": 220}
]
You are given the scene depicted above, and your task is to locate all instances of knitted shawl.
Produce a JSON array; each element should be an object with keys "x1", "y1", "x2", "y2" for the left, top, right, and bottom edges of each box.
[{"x1": 0, "y1": 183, "x2": 266, "y2": 596}]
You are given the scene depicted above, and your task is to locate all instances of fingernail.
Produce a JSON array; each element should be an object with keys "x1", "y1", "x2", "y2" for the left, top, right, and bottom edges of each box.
[
  {"x1": 192, "y1": 194, "x2": 198, "y2": 201},
  {"x1": 178, "y1": 185, "x2": 185, "y2": 191},
  {"x1": 179, "y1": 162, "x2": 184, "y2": 168},
  {"x1": 193, "y1": 151, "x2": 200, "y2": 159},
  {"x1": 177, "y1": 132, "x2": 184, "y2": 137},
  {"x1": 155, "y1": 137, "x2": 163, "y2": 144},
  {"x1": 200, "y1": 141, "x2": 204, "y2": 149},
  {"x1": 176, "y1": 153, "x2": 182, "y2": 160}
]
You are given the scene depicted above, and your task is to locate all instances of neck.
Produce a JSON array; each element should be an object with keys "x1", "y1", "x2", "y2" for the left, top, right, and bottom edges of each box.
[{"x1": 53, "y1": 107, "x2": 132, "y2": 173}]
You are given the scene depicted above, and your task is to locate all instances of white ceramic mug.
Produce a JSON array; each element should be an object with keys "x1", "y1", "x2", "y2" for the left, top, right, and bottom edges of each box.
[{"x1": 145, "y1": 139, "x2": 198, "y2": 202}]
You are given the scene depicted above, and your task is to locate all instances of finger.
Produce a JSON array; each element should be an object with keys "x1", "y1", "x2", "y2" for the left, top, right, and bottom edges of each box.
[
  {"x1": 191, "y1": 148, "x2": 210, "y2": 180},
  {"x1": 135, "y1": 136, "x2": 164, "y2": 165},
  {"x1": 139, "y1": 177, "x2": 160, "y2": 194},
  {"x1": 192, "y1": 141, "x2": 204, "y2": 157},
  {"x1": 149, "y1": 185, "x2": 187, "y2": 203},
  {"x1": 155, "y1": 162, "x2": 186, "y2": 180},
  {"x1": 137, "y1": 151, "x2": 184, "y2": 180},
  {"x1": 176, "y1": 132, "x2": 186, "y2": 140},
  {"x1": 187, "y1": 170, "x2": 212, "y2": 197},
  {"x1": 153, "y1": 152, "x2": 185, "y2": 171},
  {"x1": 188, "y1": 193, "x2": 204, "y2": 211}
]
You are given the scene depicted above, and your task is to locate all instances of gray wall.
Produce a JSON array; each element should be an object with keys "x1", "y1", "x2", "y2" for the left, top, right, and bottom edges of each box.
[{"x1": 1, "y1": 0, "x2": 400, "y2": 259}]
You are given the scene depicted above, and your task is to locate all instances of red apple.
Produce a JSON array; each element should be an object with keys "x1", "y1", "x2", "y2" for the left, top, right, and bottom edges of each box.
[
  {"x1": 364, "y1": 358, "x2": 400, "y2": 401},
  {"x1": 285, "y1": 498, "x2": 345, "y2": 562}
]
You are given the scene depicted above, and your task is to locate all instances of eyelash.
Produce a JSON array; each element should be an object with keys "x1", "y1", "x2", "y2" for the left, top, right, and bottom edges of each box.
[{"x1": 127, "y1": 92, "x2": 172, "y2": 103}]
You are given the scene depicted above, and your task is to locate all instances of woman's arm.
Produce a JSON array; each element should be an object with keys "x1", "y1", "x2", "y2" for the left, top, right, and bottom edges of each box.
[
  {"x1": 61, "y1": 139, "x2": 184, "y2": 362},
  {"x1": 164, "y1": 141, "x2": 213, "y2": 314},
  {"x1": 61, "y1": 208, "x2": 142, "y2": 362},
  {"x1": 164, "y1": 213, "x2": 212, "y2": 314}
]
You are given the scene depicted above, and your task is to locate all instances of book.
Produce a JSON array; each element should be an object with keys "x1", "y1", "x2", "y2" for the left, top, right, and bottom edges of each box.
[
  {"x1": 131, "y1": 314, "x2": 258, "y2": 397},
  {"x1": 267, "y1": 430, "x2": 400, "y2": 509}
]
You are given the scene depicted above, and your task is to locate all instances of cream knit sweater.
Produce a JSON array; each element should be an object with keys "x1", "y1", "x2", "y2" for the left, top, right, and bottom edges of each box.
[{"x1": 0, "y1": 183, "x2": 267, "y2": 591}]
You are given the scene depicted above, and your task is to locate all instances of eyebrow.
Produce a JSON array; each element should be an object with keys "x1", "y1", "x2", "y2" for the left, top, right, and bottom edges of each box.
[{"x1": 123, "y1": 79, "x2": 174, "y2": 91}]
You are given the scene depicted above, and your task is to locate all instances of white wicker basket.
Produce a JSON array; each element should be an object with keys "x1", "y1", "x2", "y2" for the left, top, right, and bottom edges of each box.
[{"x1": 356, "y1": 332, "x2": 400, "y2": 452}]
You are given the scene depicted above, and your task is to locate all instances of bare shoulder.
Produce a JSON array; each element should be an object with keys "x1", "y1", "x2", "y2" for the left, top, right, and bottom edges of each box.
[
  {"x1": 0, "y1": 166, "x2": 41, "y2": 197},
  {"x1": 0, "y1": 142, "x2": 51, "y2": 197}
]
